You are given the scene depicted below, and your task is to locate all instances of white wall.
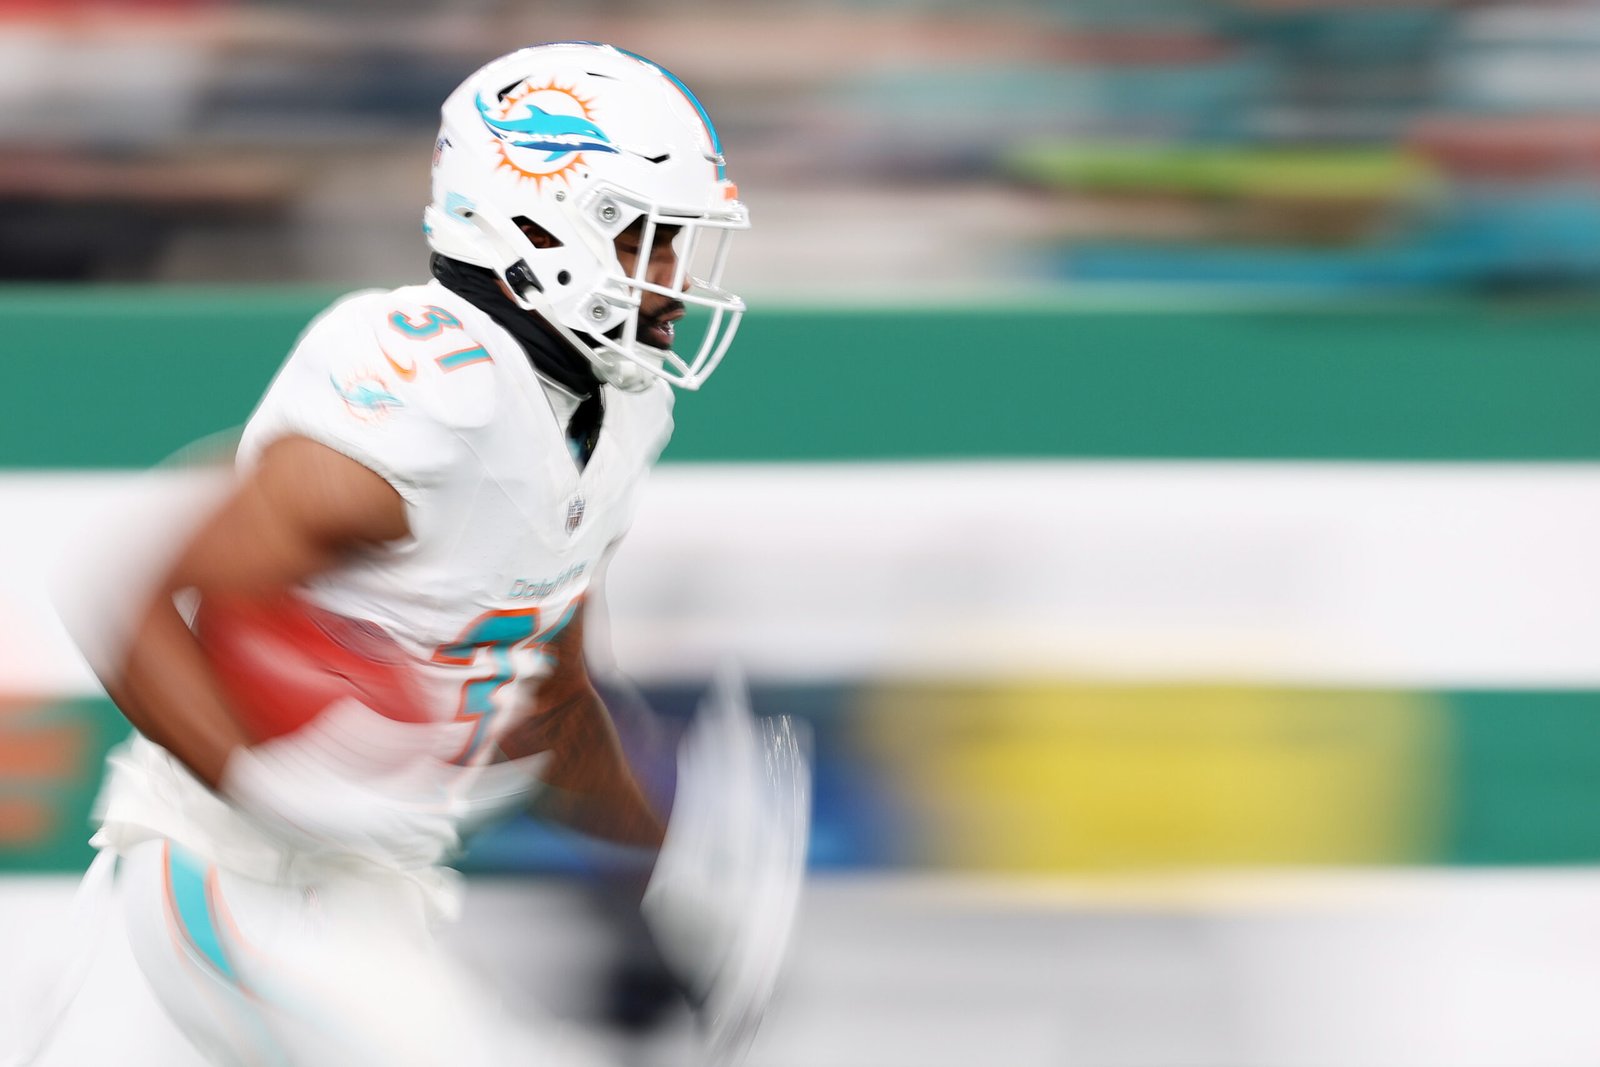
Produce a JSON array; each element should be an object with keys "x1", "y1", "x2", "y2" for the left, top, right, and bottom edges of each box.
[{"x1": 9, "y1": 462, "x2": 1600, "y2": 694}]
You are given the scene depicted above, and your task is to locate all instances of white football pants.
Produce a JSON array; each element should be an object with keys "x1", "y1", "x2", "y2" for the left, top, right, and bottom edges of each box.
[{"x1": 115, "y1": 838, "x2": 592, "y2": 1067}]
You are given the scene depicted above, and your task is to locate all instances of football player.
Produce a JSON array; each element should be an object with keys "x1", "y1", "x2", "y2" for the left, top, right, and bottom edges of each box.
[{"x1": 34, "y1": 42, "x2": 808, "y2": 1067}]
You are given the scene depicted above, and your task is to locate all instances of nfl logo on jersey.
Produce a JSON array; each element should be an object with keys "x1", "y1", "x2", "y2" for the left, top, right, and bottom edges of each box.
[{"x1": 566, "y1": 495, "x2": 585, "y2": 533}]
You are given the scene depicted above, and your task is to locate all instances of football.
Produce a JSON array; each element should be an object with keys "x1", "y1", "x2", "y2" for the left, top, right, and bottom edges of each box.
[{"x1": 193, "y1": 593, "x2": 436, "y2": 745}]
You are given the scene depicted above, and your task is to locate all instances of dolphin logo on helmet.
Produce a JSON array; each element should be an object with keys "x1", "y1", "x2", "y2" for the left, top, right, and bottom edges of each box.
[{"x1": 475, "y1": 93, "x2": 618, "y2": 160}]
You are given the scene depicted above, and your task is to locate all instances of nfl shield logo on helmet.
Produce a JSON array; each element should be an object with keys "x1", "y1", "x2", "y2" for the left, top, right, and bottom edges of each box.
[{"x1": 565, "y1": 495, "x2": 585, "y2": 534}]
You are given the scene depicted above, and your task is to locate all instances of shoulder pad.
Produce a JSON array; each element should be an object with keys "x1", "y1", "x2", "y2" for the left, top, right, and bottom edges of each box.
[{"x1": 325, "y1": 287, "x2": 502, "y2": 433}]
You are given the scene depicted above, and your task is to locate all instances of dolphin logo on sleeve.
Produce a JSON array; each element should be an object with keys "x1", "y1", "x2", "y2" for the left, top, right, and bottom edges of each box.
[
  {"x1": 332, "y1": 374, "x2": 403, "y2": 420},
  {"x1": 475, "y1": 93, "x2": 619, "y2": 160}
]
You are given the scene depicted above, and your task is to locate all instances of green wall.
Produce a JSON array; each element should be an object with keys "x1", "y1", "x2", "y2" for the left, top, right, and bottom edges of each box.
[
  {"x1": 1447, "y1": 692, "x2": 1600, "y2": 865},
  {"x1": 5, "y1": 287, "x2": 1600, "y2": 466}
]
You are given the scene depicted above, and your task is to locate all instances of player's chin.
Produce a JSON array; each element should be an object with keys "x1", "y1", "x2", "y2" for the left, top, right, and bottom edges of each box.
[{"x1": 637, "y1": 319, "x2": 676, "y2": 351}]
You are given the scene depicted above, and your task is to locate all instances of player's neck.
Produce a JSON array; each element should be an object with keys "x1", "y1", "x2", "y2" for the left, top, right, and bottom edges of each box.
[{"x1": 430, "y1": 254, "x2": 602, "y2": 399}]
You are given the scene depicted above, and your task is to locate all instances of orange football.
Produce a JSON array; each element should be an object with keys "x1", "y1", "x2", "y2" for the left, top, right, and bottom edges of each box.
[{"x1": 193, "y1": 593, "x2": 434, "y2": 744}]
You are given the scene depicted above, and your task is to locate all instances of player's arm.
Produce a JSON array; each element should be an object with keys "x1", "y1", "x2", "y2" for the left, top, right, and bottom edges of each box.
[
  {"x1": 102, "y1": 435, "x2": 408, "y2": 789},
  {"x1": 492, "y1": 604, "x2": 666, "y2": 848}
]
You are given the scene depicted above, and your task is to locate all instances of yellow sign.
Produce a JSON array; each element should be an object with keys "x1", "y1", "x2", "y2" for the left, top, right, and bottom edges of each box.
[{"x1": 860, "y1": 683, "x2": 1446, "y2": 871}]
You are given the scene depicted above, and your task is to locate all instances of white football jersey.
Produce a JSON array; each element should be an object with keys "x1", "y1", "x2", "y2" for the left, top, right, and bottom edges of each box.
[
  {"x1": 94, "y1": 281, "x2": 674, "y2": 880},
  {"x1": 238, "y1": 280, "x2": 674, "y2": 764}
]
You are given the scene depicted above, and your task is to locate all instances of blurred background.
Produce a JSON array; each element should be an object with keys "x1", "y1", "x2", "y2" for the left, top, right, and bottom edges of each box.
[{"x1": 5, "y1": 0, "x2": 1600, "y2": 1064}]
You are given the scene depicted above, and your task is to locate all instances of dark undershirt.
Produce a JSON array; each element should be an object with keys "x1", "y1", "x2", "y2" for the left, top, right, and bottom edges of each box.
[{"x1": 431, "y1": 254, "x2": 604, "y2": 467}]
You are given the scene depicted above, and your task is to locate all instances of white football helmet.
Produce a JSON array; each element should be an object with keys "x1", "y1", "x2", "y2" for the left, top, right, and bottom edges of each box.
[{"x1": 425, "y1": 42, "x2": 749, "y2": 392}]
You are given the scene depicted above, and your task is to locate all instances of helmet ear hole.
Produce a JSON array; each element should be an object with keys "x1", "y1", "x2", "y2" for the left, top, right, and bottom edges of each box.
[
  {"x1": 512, "y1": 216, "x2": 563, "y2": 250},
  {"x1": 556, "y1": 270, "x2": 571, "y2": 286}
]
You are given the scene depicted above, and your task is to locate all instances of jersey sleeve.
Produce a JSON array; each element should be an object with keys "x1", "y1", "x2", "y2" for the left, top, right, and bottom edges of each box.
[{"x1": 237, "y1": 293, "x2": 469, "y2": 502}]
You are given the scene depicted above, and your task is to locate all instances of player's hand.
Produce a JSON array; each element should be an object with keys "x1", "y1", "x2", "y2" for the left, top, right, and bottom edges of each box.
[
  {"x1": 220, "y1": 699, "x2": 462, "y2": 869},
  {"x1": 641, "y1": 662, "x2": 811, "y2": 1065}
]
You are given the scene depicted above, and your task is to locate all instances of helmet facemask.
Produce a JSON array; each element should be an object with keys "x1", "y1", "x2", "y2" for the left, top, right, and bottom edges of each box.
[{"x1": 564, "y1": 186, "x2": 748, "y2": 392}]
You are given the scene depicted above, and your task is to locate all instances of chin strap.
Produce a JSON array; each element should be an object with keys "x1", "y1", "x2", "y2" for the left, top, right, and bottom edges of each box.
[{"x1": 594, "y1": 357, "x2": 657, "y2": 393}]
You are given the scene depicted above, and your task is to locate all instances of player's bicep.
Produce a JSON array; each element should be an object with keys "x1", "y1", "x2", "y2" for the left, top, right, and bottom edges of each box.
[{"x1": 170, "y1": 435, "x2": 409, "y2": 594}]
